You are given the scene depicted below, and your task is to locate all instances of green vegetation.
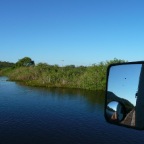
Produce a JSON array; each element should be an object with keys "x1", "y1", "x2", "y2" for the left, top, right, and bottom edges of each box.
[
  {"x1": 0, "y1": 61, "x2": 15, "y2": 76},
  {"x1": 15, "y1": 57, "x2": 35, "y2": 67},
  {"x1": 0, "y1": 61, "x2": 15, "y2": 68},
  {"x1": 0, "y1": 57, "x2": 126, "y2": 90}
]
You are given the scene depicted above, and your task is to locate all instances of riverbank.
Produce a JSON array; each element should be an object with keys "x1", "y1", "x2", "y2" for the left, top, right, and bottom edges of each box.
[{"x1": 0, "y1": 59, "x2": 125, "y2": 91}]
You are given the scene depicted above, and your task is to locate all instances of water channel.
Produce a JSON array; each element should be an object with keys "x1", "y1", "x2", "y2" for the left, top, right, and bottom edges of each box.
[{"x1": 0, "y1": 77, "x2": 144, "y2": 144}]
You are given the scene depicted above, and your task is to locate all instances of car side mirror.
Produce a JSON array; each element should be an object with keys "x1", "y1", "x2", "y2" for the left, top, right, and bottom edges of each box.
[{"x1": 104, "y1": 62, "x2": 144, "y2": 130}]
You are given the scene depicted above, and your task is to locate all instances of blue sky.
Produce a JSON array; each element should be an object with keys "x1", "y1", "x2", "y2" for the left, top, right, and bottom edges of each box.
[{"x1": 0, "y1": 0, "x2": 144, "y2": 66}]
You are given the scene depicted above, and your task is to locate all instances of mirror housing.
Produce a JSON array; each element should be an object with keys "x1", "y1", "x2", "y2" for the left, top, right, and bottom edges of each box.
[{"x1": 104, "y1": 61, "x2": 144, "y2": 130}]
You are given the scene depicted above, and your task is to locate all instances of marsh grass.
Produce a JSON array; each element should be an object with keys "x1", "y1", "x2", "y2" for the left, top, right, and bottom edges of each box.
[{"x1": 0, "y1": 59, "x2": 125, "y2": 90}]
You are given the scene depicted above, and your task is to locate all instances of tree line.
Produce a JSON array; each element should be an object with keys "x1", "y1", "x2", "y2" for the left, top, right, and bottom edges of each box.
[
  {"x1": 0, "y1": 61, "x2": 15, "y2": 68},
  {"x1": 0, "y1": 57, "x2": 126, "y2": 90}
]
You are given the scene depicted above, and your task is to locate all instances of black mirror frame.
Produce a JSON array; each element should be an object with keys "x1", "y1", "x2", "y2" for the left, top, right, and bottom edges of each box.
[{"x1": 104, "y1": 61, "x2": 144, "y2": 130}]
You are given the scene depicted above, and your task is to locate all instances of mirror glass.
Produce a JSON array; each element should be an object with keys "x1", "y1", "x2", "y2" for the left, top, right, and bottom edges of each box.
[
  {"x1": 105, "y1": 63, "x2": 144, "y2": 129},
  {"x1": 106, "y1": 101, "x2": 125, "y2": 122}
]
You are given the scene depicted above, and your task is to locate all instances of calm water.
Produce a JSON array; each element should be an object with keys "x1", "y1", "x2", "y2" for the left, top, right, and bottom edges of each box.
[{"x1": 0, "y1": 77, "x2": 144, "y2": 144}]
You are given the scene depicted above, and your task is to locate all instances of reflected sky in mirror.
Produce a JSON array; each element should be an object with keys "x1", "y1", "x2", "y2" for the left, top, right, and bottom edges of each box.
[
  {"x1": 108, "y1": 101, "x2": 118, "y2": 111},
  {"x1": 108, "y1": 64, "x2": 142, "y2": 106}
]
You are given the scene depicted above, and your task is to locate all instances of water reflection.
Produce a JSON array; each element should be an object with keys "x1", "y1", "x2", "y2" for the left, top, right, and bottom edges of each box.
[
  {"x1": 0, "y1": 76, "x2": 105, "y2": 144},
  {"x1": 16, "y1": 81, "x2": 105, "y2": 108}
]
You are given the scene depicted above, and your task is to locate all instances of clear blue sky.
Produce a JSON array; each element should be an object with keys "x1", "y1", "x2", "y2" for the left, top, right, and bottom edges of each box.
[{"x1": 0, "y1": 0, "x2": 144, "y2": 66}]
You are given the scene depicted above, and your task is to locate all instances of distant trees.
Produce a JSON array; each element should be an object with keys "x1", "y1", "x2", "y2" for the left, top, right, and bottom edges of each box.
[
  {"x1": 105, "y1": 58, "x2": 126, "y2": 66},
  {"x1": 0, "y1": 61, "x2": 15, "y2": 68},
  {"x1": 15, "y1": 57, "x2": 35, "y2": 67}
]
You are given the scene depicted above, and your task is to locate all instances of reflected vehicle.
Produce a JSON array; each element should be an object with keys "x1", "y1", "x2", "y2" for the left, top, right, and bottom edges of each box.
[
  {"x1": 105, "y1": 62, "x2": 144, "y2": 130},
  {"x1": 106, "y1": 101, "x2": 125, "y2": 122}
]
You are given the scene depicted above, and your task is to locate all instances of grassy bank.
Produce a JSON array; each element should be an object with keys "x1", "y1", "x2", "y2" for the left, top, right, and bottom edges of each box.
[{"x1": 0, "y1": 59, "x2": 125, "y2": 91}]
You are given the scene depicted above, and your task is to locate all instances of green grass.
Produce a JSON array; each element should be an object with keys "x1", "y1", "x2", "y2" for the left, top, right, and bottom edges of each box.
[{"x1": 0, "y1": 58, "x2": 126, "y2": 91}]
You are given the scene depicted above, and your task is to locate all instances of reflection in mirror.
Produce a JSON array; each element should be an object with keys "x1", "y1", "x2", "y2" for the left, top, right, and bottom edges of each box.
[
  {"x1": 105, "y1": 63, "x2": 144, "y2": 129},
  {"x1": 106, "y1": 101, "x2": 125, "y2": 122}
]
